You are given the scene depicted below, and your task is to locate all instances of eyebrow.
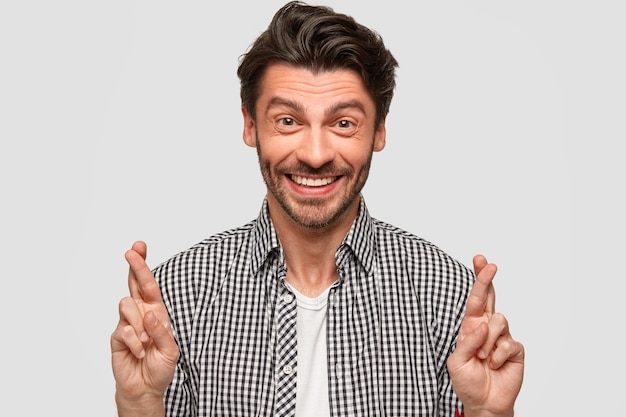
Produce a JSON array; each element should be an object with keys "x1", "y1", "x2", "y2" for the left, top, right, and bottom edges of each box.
[
  {"x1": 267, "y1": 97, "x2": 304, "y2": 113},
  {"x1": 267, "y1": 97, "x2": 367, "y2": 118},
  {"x1": 327, "y1": 100, "x2": 366, "y2": 117}
]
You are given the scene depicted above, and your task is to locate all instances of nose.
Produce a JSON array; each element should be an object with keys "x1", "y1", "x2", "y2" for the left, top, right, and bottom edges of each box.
[{"x1": 295, "y1": 126, "x2": 336, "y2": 168}]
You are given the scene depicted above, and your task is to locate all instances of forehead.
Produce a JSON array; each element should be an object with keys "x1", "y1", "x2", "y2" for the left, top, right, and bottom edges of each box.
[{"x1": 258, "y1": 64, "x2": 373, "y2": 108}]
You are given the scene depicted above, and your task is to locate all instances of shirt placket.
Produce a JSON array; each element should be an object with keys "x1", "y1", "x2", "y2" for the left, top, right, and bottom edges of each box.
[
  {"x1": 326, "y1": 266, "x2": 350, "y2": 417},
  {"x1": 274, "y1": 265, "x2": 298, "y2": 417}
]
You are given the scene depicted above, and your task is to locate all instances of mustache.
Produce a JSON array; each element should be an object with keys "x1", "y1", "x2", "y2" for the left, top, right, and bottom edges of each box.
[{"x1": 279, "y1": 161, "x2": 352, "y2": 177}]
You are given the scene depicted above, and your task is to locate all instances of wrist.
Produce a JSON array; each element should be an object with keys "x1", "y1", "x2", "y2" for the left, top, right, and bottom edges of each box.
[
  {"x1": 115, "y1": 391, "x2": 165, "y2": 417},
  {"x1": 462, "y1": 410, "x2": 514, "y2": 417}
]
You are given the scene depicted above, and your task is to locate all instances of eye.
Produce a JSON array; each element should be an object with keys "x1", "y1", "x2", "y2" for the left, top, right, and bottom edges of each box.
[
  {"x1": 278, "y1": 117, "x2": 296, "y2": 126},
  {"x1": 273, "y1": 115, "x2": 301, "y2": 133},
  {"x1": 337, "y1": 120, "x2": 353, "y2": 129}
]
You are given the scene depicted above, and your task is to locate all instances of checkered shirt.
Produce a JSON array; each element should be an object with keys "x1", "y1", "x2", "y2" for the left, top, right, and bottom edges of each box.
[{"x1": 153, "y1": 197, "x2": 473, "y2": 417}]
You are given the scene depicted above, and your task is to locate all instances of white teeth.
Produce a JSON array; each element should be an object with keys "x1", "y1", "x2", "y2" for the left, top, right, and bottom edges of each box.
[{"x1": 291, "y1": 175, "x2": 337, "y2": 187}]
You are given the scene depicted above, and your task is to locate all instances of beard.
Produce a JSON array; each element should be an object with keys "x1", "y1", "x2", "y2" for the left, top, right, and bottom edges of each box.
[{"x1": 255, "y1": 138, "x2": 374, "y2": 229}]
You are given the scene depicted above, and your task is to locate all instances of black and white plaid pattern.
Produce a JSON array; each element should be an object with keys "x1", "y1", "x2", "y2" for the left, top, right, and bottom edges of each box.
[{"x1": 154, "y1": 197, "x2": 473, "y2": 417}]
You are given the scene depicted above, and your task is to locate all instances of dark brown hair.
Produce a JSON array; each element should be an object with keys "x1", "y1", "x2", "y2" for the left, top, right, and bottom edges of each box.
[{"x1": 237, "y1": 1, "x2": 398, "y2": 126}]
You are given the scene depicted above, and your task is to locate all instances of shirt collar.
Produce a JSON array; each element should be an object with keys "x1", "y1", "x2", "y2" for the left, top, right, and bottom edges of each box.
[
  {"x1": 250, "y1": 197, "x2": 283, "y2": 276},
  {"x1": 336, "y1": 196, "x2": 376, "y2": 275},
  {"x1": 250, "y1": 196, "x2": 376, "y2": 277}
]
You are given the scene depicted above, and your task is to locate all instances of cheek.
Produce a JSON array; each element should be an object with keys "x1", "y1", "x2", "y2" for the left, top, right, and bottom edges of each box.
[
  {"x1": 257, "y1": 139, "x2": 292, "y2": 168},
  {"x1": 338, "y1": 142, "x2": 375, "y2": 166}
]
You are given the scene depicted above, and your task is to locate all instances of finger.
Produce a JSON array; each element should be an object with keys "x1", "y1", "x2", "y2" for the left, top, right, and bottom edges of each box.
[
  {"x1": 447, "y1": 321, "x2": 489, "y2": 370},
  {"x1": 144, "y1": 310, "x2": 179, "y2": 363},
  {"x1": 132, "y1": 240, "x2": 147, "y2": 259},
  {"x1": 118, "y1": 296, "x2": 150, "y2": 343},
  {"x1": 476, "y1": 313, "x2": 508, "y2": 360},
  {"x1": 125, "y1": 246, "x2": 163, "y2": 305},
  {"x1": 127, "y1": 241, "x2": 147, "y2": 300},
  {"x1": 111, "y1": 300, "x2": 148, "y2": 359},
  {"x1": 465, "y1": 255, "x2": 497, "y2": 317},
  {"x1": 489, "y1": 336, "x2": 525, "y2": 370},
  {"x1": 473, "y1": 254, "x2": 488, "y2": 275},
  {"x1": 111, "y1": 324, "x2": 147, "y2": 359}
]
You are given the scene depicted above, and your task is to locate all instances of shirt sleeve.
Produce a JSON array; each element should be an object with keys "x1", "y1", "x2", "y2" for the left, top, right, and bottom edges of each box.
[
  {"x1": 436, "y1": 260, "x2": 473, "y2": 417},
  {"x1": 164, "y1": 359, "x2": 196, "y2": 417}
]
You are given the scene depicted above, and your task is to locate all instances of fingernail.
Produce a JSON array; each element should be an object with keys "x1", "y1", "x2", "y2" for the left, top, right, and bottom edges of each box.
[
  {"x1": 478, "y1": 349, "x2": 487, "y2": 359},
  {"x1": 137, "y1": 349, "x2": 145, "y2": 359},
  {"x1": 140, "y1": 331, "x2": 149, "y2": 342}
]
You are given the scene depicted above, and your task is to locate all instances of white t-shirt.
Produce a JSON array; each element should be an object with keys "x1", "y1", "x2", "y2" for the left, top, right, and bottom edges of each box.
[{"x1": 284, "y1": 282, "x2": 333, "y2": 417}]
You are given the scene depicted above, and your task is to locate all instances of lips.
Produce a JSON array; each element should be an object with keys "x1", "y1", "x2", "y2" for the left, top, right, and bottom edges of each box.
[{"x1": 290, "y1": 175, "x2": 338, "y2": 187}]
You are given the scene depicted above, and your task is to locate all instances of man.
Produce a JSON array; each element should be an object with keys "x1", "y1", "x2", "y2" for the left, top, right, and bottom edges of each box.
[{"x1": 111, "y1": 2, "x2": 525, "y2": 416}]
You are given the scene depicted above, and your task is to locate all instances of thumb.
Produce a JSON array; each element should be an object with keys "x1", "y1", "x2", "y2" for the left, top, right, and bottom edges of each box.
[
  {"x1": 448, "y1": 322, "x2": 489, "y2": 370},
  {"x1": 143, "y1": 310, "x2": 179, "y2": 364}
]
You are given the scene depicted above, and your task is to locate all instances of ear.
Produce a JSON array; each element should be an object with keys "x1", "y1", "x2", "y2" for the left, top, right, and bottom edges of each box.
[
  {"x1": 242, "y1": 106, "x2": 256, "y2": 148},
  {"x1": 373, "y1": 120, "x2": 386, "y2": 152}
]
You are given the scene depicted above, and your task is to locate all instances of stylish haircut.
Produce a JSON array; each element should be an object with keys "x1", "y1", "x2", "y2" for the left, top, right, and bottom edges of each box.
[{"x1": 237, "y1": 1, "x2": 399, "y2": 126}]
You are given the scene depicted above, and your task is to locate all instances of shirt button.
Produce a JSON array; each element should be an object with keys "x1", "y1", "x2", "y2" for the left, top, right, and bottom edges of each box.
[
  {"x1": 282, "y1": 293, "x2": 294, "y2": 304},
  {"x1": 282, "y1": 365, "x2": 293, "y2": 375}
]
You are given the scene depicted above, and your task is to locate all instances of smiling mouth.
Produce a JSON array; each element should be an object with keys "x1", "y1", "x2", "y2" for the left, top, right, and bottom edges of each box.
[{"x1": 290, "y1": 175, "x2": 338, "y2": 187}]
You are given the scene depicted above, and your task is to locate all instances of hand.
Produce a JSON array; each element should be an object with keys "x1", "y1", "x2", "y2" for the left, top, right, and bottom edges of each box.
[
  {"x1": 447, "y1": 255, "x2": 525, "y2": 417},
  {"x1": 110, "y1": 241, "x2": 179, "y2": 415}
]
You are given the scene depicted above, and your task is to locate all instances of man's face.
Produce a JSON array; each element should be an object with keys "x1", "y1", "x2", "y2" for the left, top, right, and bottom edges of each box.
[{"x1": 242, "y1": 64, "x2": 386, "y2": 229}]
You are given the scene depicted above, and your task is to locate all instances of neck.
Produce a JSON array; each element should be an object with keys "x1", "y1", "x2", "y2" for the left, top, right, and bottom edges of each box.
[{"x1": 268, "y1": 197, "x2": 359, "y2": 297}]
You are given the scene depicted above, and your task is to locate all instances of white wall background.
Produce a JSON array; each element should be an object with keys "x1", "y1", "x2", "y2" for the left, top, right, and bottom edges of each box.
[{"x1": 1, "y1": 1, "x2": 623, "y2": 415}]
